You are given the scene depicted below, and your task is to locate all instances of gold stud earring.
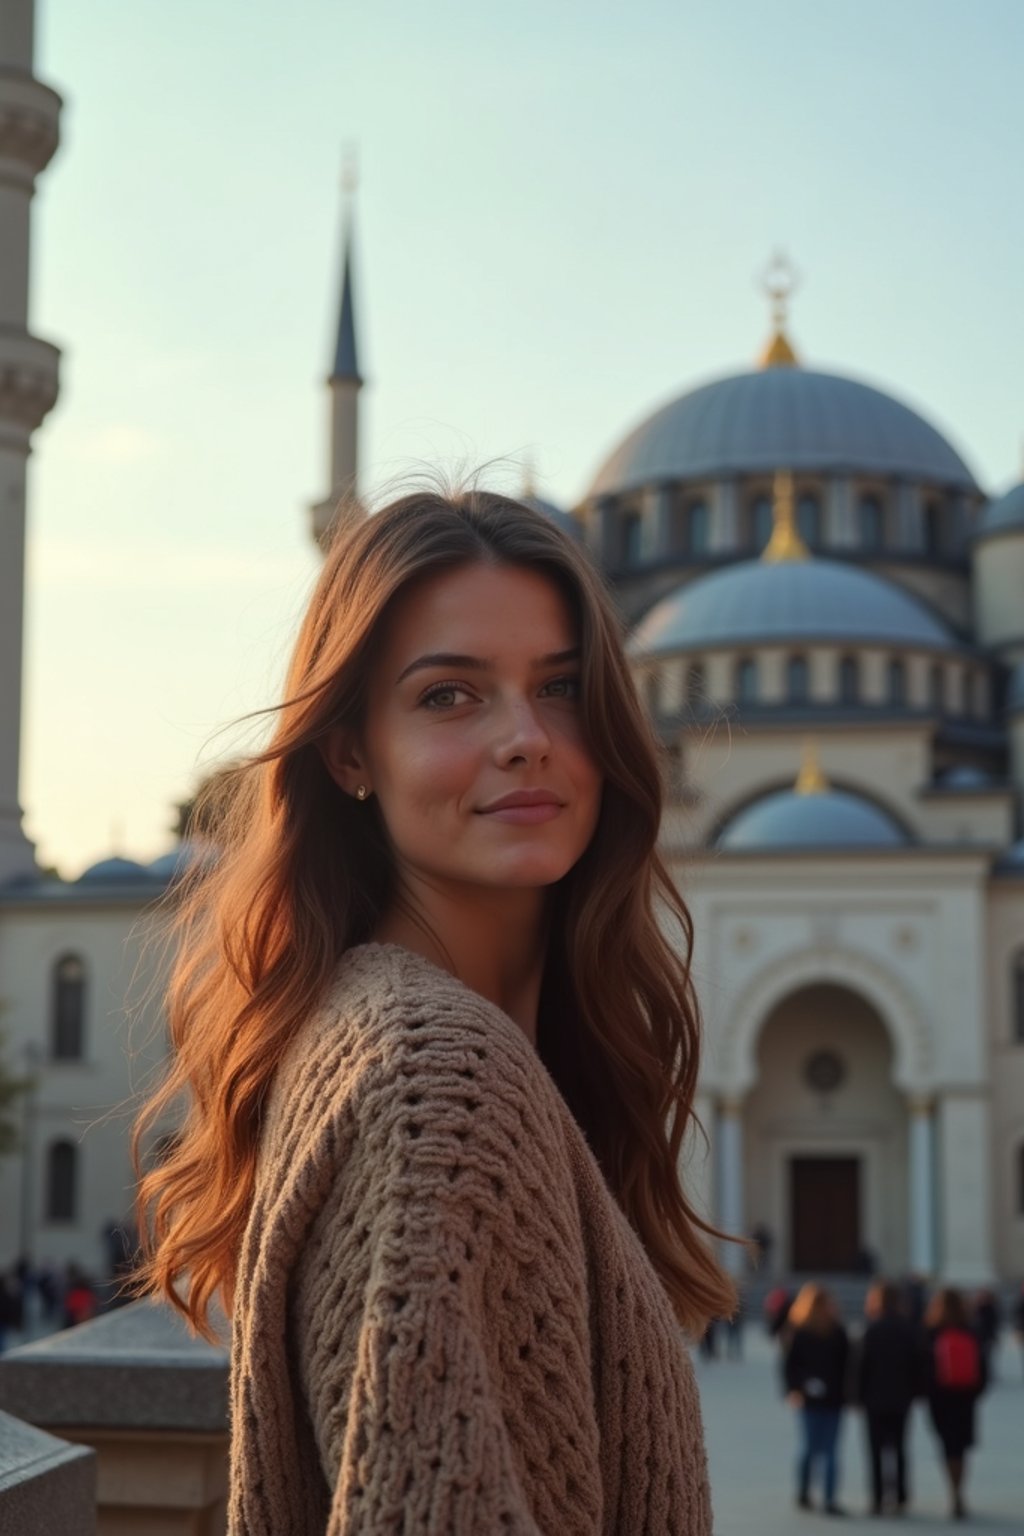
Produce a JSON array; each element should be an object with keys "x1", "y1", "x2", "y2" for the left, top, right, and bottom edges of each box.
[{"x1": 355, "y1": 785, "x2": 368, "y2": 800}]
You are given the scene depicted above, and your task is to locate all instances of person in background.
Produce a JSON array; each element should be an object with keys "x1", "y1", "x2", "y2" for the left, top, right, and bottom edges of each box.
[
  {"x1": 783, "y1": 1283, "x2": 850, "y2": 1516},
  {"x1": 765, "y1": 1284, "x2": 793, "y2": 1342},
  {"x1": 856, "y1": 1280, "x2": 922, "y2": 1517},
  {"x1": 924, "y1": 1287, "x2": 987, "y2": 1521},
  {"x1": 61, "y1": 1262, "x2": 97, "y2": 1329},
  {"x1": 903, "y1": 1272, "x2": 928, "y2": 1329}
]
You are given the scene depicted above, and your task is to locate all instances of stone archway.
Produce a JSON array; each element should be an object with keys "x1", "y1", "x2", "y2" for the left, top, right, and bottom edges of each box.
[
  {"x1": 723, "y1": 944, "x2": 934, "y2": 1095},
  {"x1": 742, "y1": 982, "x2": 908, "y2": 1275}
]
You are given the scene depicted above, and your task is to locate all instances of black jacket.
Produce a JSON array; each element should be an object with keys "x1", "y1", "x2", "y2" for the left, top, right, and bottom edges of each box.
[
  {"x1": 784, "y1": 1324, "x2": 850, "y2": 1410},
  {"x1": 856, "y1": 1314, "x2": 923, "y2": 1413}
]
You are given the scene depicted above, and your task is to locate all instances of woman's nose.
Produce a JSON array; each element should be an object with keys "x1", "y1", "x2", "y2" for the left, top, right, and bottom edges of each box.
[{"x1": 493, "y1": 697, "x2": 551, "y2": 764}]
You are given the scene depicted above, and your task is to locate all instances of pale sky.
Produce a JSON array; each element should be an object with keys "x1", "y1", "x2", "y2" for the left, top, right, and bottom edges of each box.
[{"x1": 22, "y1": 0, "x2": 1024, "y2": 877}]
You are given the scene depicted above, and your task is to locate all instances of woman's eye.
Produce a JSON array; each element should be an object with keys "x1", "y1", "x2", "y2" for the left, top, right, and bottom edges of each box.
[
  {"x1": 542, "y1": 675, "x2": 581, "y2": 699},
  {"x1": 420, "y1": 682, "x2": 472, "y2": 709}
]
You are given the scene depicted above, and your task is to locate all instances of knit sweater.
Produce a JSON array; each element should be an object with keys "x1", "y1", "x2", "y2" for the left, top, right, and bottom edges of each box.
[{"x1": 228, "y1": 942, "x2": 711, "y2": 1535}]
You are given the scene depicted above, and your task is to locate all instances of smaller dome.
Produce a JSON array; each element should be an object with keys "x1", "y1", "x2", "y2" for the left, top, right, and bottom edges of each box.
[
  {"x1": 76, "y1": 855, "x2": 151, "y2": 884},
  {"x1": 937, "y1": 765, "x2": 994, "y2": 790},
  {"x1": 975, "y1": 482, "x2": 1024, "y2": 540},
  {"x1": 718, "y1": 788, "x2": 908, "y2": 850},
  {"x1": 631, "y1": 557, "x2": 956, "y2": 656}
]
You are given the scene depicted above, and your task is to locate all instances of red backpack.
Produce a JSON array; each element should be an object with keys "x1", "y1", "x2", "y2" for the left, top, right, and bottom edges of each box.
[{"x1": 934, "y1": 1328, "x2": 981, "y2": 1391}]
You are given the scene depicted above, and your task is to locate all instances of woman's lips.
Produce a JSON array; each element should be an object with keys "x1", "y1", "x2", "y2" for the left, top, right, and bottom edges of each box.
[{"x1": 479, "y1": 803, "x2": 563, "y2": 825}]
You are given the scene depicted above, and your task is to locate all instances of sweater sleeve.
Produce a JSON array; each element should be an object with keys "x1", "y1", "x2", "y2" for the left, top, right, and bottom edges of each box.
[
  {"x1": 306, "y1": 993, "x2": 600, "y2": 1535},
  {"x1": 327, "y1": 1238, "x2": 544, "y2": 1535}
]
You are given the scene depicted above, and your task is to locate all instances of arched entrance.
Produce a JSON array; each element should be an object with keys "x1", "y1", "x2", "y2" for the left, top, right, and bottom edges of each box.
[{"x1": 743, "y1": 982, "x2": 908, "y2": 1275}]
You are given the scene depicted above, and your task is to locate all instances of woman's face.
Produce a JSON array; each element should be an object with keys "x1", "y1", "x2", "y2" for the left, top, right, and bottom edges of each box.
[{"x1": 326, "y1": 560, "x2": 603, "y2": 896}]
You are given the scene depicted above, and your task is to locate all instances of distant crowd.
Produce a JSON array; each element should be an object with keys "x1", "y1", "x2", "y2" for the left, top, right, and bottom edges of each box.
[
  {"x1": 703, "y1": 1274, "x2": 1024, "y2": 1521},
  {"x1": 0, "y1": 1221, "x2": 140, "y2": 1353}
]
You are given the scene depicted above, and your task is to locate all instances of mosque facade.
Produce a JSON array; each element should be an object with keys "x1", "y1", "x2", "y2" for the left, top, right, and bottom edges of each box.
[{"x1": 1, "y1": 2, "x2": 1022, "y2": 1288}]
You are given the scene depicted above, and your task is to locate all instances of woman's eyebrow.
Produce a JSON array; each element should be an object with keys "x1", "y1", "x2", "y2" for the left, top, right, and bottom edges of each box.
[{"x1": 395, "y1": 647, "x2": 580, "y2": 685}]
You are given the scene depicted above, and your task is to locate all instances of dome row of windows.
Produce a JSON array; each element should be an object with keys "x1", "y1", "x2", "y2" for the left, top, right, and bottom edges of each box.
[
  {"x1": 605, "y1": 482, "x2": 968, "y2": 569},
  {"x1": 645, "y1": 650, "x2": 991, "y2": 718}
]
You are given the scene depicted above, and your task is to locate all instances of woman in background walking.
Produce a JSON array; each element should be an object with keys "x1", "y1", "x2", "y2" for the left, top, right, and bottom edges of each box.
[
  {"x1": 924, "y1": 1288, "x2": 987, "y2": 1520},
  {"x1": 783, "y1": 1283, "x2": 850, "y2": 1516},
  {"x1": 856, "y1": 1280, "x2": 922, "y2": 1517}
]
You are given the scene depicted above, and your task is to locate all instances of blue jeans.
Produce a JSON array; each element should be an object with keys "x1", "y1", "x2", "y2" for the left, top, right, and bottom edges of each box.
[{"x1": 798, "y1": 1405, "x2": 842, "y2": 1505}]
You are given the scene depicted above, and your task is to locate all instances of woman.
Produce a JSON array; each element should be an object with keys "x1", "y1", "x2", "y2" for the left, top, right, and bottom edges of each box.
[
  {"x1": 783, "y1": 1283, "x2": 850, "y2": 1516},
  {"x1": 856, "y1": 1280, "x2": 922, "y2": 1516},
  {"x1": 924, "y1": 1287, "x2": 987, "y2": 1520},
  {"x1": 129, "y1": 487, "x2": 735, "y2": 1534}
]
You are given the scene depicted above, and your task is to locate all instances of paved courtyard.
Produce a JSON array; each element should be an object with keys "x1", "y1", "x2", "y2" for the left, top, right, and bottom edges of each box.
[{"x1": 697, "y1": 1328, "x2": 1023, "y2": 1534}]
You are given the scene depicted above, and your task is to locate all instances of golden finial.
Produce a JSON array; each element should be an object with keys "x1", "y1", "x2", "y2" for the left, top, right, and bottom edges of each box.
[
  {"x1": 521, "y1": 453, "x2": 537, "y2": 498},
  {"x1": 795, "y1": 738, "x2": 829, "y2": 796},
  {"x1": 758, "y1": 249, "x2": 799, "y2": 369},
  {"x1": 762, "y1": 469, "x2": 810, "y2": 563}
]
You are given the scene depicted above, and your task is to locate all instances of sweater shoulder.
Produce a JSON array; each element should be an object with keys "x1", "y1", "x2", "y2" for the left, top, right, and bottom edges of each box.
[{"x1": 263, "y1": 943, "x2": 565, "y2": 1180}]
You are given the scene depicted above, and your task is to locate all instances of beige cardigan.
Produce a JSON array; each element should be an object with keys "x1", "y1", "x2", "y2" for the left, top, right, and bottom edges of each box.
[{"x1": 228, "y1": 943, "x2": 711, "y2": 1534}]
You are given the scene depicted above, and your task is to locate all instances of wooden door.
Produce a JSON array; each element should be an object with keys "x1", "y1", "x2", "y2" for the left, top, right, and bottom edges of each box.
[{"x1": 790, "y1": 1156, "x2": 860, "y2": 1272}]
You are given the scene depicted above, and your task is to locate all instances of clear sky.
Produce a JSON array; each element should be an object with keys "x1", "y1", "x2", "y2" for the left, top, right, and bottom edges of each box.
[{"x1": 23, "y1": 0, "x2": 1024, "y2": 877}]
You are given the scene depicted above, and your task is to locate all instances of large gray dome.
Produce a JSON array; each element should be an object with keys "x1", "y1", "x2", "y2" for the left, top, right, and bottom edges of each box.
[
  {"x1": 631, "y1": 557, "x2": 957, "y2": 656},
  {"x1": 588, "y1": 368, "x2": 977, "y2": 497},
  {"x1": 718, "y1": 787, "x2": 908, "y2": 850}
]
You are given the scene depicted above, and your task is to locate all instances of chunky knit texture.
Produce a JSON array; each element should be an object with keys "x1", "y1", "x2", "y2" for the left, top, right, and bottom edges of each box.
[{"x1": 228, "y1": 942, "x2": 711, "y2": 1534}]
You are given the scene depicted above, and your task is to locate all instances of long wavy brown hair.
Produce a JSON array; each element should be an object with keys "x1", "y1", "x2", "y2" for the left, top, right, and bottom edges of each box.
[{"x1": 130, "y1": 484, "x2": 736, "y2": 1341}]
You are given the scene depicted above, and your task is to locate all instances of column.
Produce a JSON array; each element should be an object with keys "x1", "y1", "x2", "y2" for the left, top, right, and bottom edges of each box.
[
  {"x1": 827, "y1": 476, "x2": 857, "y2": 548},
  {"x1": 716, "y1": 1096, "x2": 745, "y2": 1277},
  {"x1": 936, "y1": 1089, "x2": 995, "y2": 1285},
  {"x1": 907, "y1": 1095, "x2": 936, "y2": 1275},
  {"x1": 895, "y1": 481, "x2": 922, "y2": 551},
  {"x1": 710, "y1": 480, "x2": 739, "y2": 552}
]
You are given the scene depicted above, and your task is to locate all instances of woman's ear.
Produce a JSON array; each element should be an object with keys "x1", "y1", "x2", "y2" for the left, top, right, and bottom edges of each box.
[{"x1": 319, "y1": 726, "x2": 371, "y2": 799}]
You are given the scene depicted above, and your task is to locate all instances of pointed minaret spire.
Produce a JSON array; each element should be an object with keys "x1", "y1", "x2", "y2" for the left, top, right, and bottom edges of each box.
[
  {"x1": 331, "y1": 153, "x2": 361, "y2": 384},
  {"x1": 310, "y1": 150, "x2": 365, "y2": 551}
]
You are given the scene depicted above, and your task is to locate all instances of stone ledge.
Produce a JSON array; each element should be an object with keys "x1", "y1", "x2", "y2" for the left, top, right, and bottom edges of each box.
[
  {"x1": 0, "y1": 1408, "x2": 96, "y2": 1535},
  {"x1": 0, "y1": 1298, "x2": 230, "y2": 1433}
]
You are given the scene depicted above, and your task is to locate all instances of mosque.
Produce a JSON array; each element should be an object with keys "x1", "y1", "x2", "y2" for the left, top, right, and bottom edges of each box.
[{"x1": 1, "y1": 4, "x2": 1022, "y2": 1290}]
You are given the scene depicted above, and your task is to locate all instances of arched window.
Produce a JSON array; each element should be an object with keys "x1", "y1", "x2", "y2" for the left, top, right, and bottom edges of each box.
[
  {"x1": 750, "y1": 495, "x2": 773, "y2": 551},
  {"x1": 923, "y1": 501, "x2": 943, "y2": 557},
  {"x1": 52, "y1": 954, "x2": 86, "y2": 1061},
  {"x1": 1014, "y1": 950, "x2": 1024, "y2": 1044},
  {"x1": 688, "y1": 500, "x2": 710, "y2": 555},
  {"x1": 46, "y1": 1140, "x2": 77, "y2": 1222},
  {"x1": 797, "y1": 494, "x2": 820, "y2": 547},
  {"x1": 787, "y1": 654, "x2": 809, "y2": 703},
  {"x1": 887, "y1": 658, "x2": 907, "y2": 706},
  {"x1": 838, "y1": 655, "x2": 859, "y2": 704},
  {"x1": 860, "y1": 494, "x2": 884, "y2": 550},
  {"x1": 735, "y1": 657, "x2": 758, "y2": 704},
  {"x1": 622, "y1": 510, "x2": 644, "y2": 565},
  {"x1": 929, "y1": 663, "x2": 945, "y2": 712},
  {"x1": 687, "y1": 662, "x2": 705, "y2": 709}
]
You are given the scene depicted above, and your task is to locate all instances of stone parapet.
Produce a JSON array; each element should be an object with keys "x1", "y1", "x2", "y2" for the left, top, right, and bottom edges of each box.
[
  {"x1": 0, "y1": 1298, "x2": 230, "y2": 1535},
  {"x1": 0, "y1": 1407, "x2": 96, "y2": 1534}
]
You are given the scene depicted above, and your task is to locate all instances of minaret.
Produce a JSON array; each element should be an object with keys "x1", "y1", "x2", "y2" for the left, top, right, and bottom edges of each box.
[
  {"x1": 310, "y1": 161, "x2": 363, "y2": 551},
  {"x1": 0, "y1": 2, "x2": 62, "y2": 884}
]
